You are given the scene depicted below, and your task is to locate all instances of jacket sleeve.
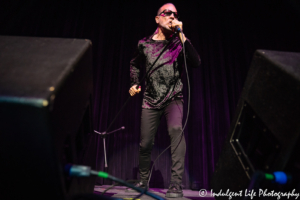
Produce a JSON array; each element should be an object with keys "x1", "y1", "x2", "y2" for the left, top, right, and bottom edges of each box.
[
  {"x1": 184, "y1": 39, "x2": 201, "y2": 68},
  {"x1": 130, "y1": 43, "x2": 144, "y2": 86}
]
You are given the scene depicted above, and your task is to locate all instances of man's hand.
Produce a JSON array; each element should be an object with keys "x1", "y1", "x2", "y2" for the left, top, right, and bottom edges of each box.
[
  {"x1": 170, "y1": 19, "x2": 186, "y2": 43},
  {"x1": 129, "y1": 85, "x2": 141, "y2": 96},
  {"x1": 170, "y1": 19, "x2": 183, "y2": 31}
]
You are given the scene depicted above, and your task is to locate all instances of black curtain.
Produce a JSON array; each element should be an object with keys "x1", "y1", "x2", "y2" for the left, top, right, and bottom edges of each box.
[{"x1": 1, "y1": 0, "x2": 300, "y2": 189}]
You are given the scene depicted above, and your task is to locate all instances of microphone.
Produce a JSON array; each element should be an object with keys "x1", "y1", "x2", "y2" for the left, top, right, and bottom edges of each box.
[
  {"x1": 174, "y1": 25, "x2": 184, "y2": 44},
  {"x1": 174, "y1": 25, "x2": 182, "y2": 32}
]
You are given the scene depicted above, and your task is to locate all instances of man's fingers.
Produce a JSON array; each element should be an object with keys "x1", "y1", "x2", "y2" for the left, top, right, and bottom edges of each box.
[
  {"x1": 129, "y1": 85, "x2": 141, "y2": 96},
  {"x1": 129, "y1": 89, "x2": 134, "y2": 96},
  {"x1": 171, "y1": 20, "x2": 183, "y2": 30},
  {"x1": 129, "y1": 90, "x2": 136, "y2": 96}
]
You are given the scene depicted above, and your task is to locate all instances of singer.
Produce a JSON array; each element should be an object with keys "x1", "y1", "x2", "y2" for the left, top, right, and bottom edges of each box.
[{"x1": 128, "y1": 3, "x2": 201, "y2": 198}]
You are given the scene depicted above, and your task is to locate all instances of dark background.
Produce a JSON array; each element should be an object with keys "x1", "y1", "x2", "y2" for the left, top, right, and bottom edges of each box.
[{"x1": 1, "y1": 0, "x2": 300, "y2": 189}]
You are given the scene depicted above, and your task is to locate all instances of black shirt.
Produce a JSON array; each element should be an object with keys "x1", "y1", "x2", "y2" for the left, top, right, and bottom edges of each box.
[{"x1": 130, "y1": 35, "x2": 201, "y2": 109}]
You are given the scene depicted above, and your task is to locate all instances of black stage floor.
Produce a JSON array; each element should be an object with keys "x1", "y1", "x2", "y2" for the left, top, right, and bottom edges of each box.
[{"x1": 94, "y1": 185, "x2": 215, "y2": 200}]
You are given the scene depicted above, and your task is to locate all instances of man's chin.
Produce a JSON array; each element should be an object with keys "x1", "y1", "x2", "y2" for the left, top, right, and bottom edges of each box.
[{"x1": 163, "y1": 27, "x2": 173, "y2": 33}]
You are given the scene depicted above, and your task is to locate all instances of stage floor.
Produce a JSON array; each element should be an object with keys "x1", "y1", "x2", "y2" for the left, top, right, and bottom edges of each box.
[{"x1": 94, "y1": 185, "x2": 215, "y2": 200}]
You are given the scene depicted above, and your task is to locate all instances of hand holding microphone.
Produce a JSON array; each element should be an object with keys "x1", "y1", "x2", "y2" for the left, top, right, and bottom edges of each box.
[{"x1": 170, "y1": 19, "x2": 186, "y2": 44}]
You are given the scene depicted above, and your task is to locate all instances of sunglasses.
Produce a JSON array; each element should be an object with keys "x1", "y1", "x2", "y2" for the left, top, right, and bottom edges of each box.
[{"x1": 159, "y1": 9, "x2": 179, "y2": 19}]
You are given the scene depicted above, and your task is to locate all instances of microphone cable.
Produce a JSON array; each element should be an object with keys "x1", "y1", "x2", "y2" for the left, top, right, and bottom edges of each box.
[
  {"x1": 100, "y1": 28, "x2": 191, "y2": 195},
  {"x1": 99, "y1": 33, "x2": 178, "y2": 195},
  {"x1": 146, "y1": 29, "x2": 191, "y2": 187}
]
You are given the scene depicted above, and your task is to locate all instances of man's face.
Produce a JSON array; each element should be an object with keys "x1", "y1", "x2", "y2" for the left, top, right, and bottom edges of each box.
[{"x1": 155, "y1": 4, "x2": 178, "y2": 32}]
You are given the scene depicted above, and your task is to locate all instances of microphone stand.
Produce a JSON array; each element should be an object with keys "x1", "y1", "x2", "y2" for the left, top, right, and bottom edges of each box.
[{"x1": 94, "y1": 126, "x2": 125, "y2": 168}]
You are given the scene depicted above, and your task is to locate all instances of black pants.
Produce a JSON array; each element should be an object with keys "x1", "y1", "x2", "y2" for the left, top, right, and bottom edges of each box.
[{"x1": 139, "y1": 100, "x2": 186, "y2": 183}]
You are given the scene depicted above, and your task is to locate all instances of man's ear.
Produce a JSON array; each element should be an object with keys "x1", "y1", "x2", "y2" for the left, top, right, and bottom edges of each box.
[{"x1": 155, "y1": 16, "x2": 159, "y2": 24}]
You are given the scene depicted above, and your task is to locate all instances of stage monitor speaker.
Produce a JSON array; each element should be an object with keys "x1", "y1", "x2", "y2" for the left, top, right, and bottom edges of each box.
[
  {"x1": 211, "y1": 50, "x2": 300, "y2": 198},
  {"x1": 0, "y1": 36, "x2": 97, "y2": 200}
]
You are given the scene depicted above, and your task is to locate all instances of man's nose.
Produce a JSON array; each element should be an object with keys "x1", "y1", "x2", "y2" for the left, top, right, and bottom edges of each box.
[{"x1": 169, "y1": 13, "x2": 175, "y2": 19}]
